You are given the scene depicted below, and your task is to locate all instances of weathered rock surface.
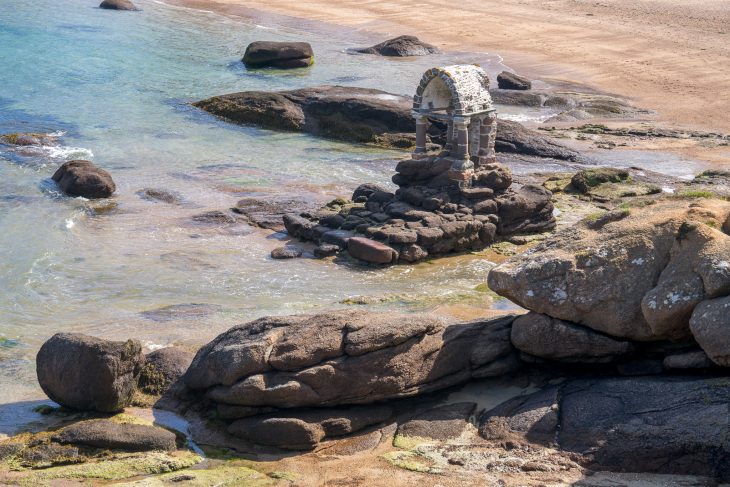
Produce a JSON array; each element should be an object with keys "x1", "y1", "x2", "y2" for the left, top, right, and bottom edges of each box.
[
  {"x1": 183, "y1": 311, "x2": 518, "y2": 409},
  {"x1": 194, "y1": 85, "x2": 580, "y2": 158},
  {"x1": 396, "y1": 402, "x2": 476, "y2": 441},
  {"x1": 353, "y1": 35, "x2": 439, "y2": 56},
  {"x1": 480, "y1": 376, "x2": 730, "y2": 480},
  {"x1": 489, "y1": 199, "x2": 730, "y2": 342},
  {"x1": 270, "y1": 245, "x2": 303, "y2": 259},
  {"x1": 99, "y1": 0, "x2": 138, "y2": 10},
  {"x1": 52, "y1": 160, "x2": 116, "y2": 199},
  {"x1": 511, "y1": 313, "x2": 634, "y2": 362},
  {"x1": 347, "y1": 236, "x2": 398, "y2": 264},
  {"x1": 497, "y1": 71, "x2": 532, "y2": 91},
  {"x1": 662, "y1": 349, "x2": 715, "y2": 369},
  {"x1": 54, "y1": 420, "x2": 177, "y2": 452},
  {"x1": 37, "y1": 333, "x2": 143, "y2": 412},
  {"x1": 689, "y1": 295, "x2": 730, "y2": 366},
  {"x1": 138, "y1": 347, "x2": 194, "y2": 396},
  {"x1": 242, "y1": 41, "x2": 314, "y2": 69},
  {"x1": 228, "y1": 405, "x2": 392, "y2": 450}
]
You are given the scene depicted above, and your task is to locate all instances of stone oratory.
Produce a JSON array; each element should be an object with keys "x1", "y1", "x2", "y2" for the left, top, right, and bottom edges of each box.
[{"x1": 412, "y1": 64, "x2": 497, "y2": 185}]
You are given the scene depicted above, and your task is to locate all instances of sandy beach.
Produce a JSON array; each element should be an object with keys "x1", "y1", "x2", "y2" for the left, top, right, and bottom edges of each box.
[{"x1": 170, "y1": 0, "x2": 730, "y2": 135}]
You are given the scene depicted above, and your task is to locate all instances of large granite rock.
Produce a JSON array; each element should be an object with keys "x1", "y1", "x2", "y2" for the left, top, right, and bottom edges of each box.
[
  {"x1": 488, "y1": 199, "x2": 730, "y2": 341},
  {"x1": 511, "y1": 313, "x2": 634, "y2": 362},
  {"x1": 52, "y1": 160, "x2": 116, "y2": 199},
  {"x1": 242, "y1": 41, "x2": 314, "y2": 69},
  {"x1": 138, "y1": 347, "x2": 194, "y2": 396},
  {"x1": 53, "y1": 420, "x2": 176, "y2": 452},
  {"x1": 480, "y1": 376, "x2": 730, "y2": 480},
  {"x1": 36, "y1": 333, "x2": 143, "y2": 412},
  {"x1": 194, "y1": 85, "x2": 580, "y2": 158},
  {"x1": 353, "y1": 35, "x2": 439, "y2": 56},
  {"x1": 183, "y1": 311, "x2": 519, "y2": 409},
  {"x1": 496, "y1": 71, "x2": 532, "y2": 91},
  {"x1": 689, "y1": 295, "x2": 730, "y2": 366}
]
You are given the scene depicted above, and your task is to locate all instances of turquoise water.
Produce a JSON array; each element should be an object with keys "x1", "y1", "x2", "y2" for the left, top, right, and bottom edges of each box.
[{"x1": 0, "y1": 0, "x2": 520, "y2": 410}]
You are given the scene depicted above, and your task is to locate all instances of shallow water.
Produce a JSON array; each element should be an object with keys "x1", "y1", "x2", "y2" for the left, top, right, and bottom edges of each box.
[{"x1": 0, "y1": 0, "x2": 711, "y2": 429}]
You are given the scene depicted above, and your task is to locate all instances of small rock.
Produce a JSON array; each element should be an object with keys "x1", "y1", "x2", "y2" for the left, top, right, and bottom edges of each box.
[
  {"x1": 497, "y1": 71, "x2": 532, "y2": 90},
  {"x1": 271, "y1": 246, "x2": 303, "y2": 259},
  {"x1": 314, "y1": 243, "x2": 339, "y2": 258},
  {"x1": 51, "y1": 160, "x2": 116, "y2": 199},
  {"x1": 663, "y1": 350, "x2": 715, "y2": 369},
  {"x1": 99, "y1": 0, "x2": 138, "y2": 10},
  {"x1": 139, "y1": 347, "x2": 194, "y2": 396},
  {"x1": 54, "y1": 420, "x2": 177, "y2": 451},
  {"x1": 353, "y1": 35, "x2": 439, "y2": 57},
  {"x1": 347, "y1": 237, "x2": 397, "y2": 264}
]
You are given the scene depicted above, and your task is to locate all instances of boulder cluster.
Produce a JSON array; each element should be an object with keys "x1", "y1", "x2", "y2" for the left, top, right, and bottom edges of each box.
[
  {"x1": 283, "y1": 161, "x2": 555, "y2": 264},
  {"x1": 488, "y1": 198, "x2": 730, "y2": 367}
]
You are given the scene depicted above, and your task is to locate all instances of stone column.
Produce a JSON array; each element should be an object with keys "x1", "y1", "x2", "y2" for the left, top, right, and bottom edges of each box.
[
  {"x1": 413, "y1": 114, "x2": 429, "y2": 159},
  {"x1": 449, "y1": 116, "x2": 474, "y2": 184},
  {"x1": 477, "y1": 112, "x2": 497, "y2": 167},
  {"x1": 443, "y1": 119, "x2": 454, "y2": 155}
]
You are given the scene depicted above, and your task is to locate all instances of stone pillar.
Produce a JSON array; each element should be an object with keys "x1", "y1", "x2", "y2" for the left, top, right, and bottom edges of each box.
[
  {"x1": 448, "y1": 116, "x2": 474, "y2": 185},
  {"x1": 477, "y1": 112, "x2": 497, "y2": 167},
  {"x1": 444, "y1": 119, "x2": 454, "y2": 155},
  {"x1": 413, "y1": 114, "x2": 429, "y2": 159}
]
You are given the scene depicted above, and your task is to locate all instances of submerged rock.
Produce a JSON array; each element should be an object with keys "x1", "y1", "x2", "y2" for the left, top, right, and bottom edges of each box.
[
  {"x1": 497, "y1": 71, "x2": 532, "y2": 91},
  {"x1": 242, "y1": 41, "x2": 314, "y2": 69},
  {"x1": 52, "y1": 160, "x2": 116, "y2": 199},
  {"x1": 99, "y1": 0, "x2": 138, "y2": 10},
  {"x1": 353, "y1": 35, "x2": 440, "y2": 56},
  {"x1": 36, "y1": 333, "x2": 143, "y2": 412}
]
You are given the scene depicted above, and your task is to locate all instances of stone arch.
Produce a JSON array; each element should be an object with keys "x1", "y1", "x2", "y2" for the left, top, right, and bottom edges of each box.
[{"x1": 413, "y1": 65, "x2": 493, "y2": 116}]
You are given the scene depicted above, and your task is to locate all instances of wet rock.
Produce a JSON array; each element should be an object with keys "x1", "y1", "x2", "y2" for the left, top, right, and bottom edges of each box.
[
  {"x1": 51, "y1": 160, "x2": 116, "y2": 199},
  {"x1": 497, "y1": 71, "x2": 532, "y2": 91},
  {"x1": 571, "y1": 168, "x2": 630, "y2": 194},
  {"x1": 54, "y1": 420, "x2": 176, "y2": 452},
  {"x1": 232, "y1": 197, "x2": 316, "y2": 231},
  {"x1": 397, "y1": 402, "x2": 476, "y2": 441},
  {"x1": 194, "y1": 86, "x2": 414, "y2": 149},
  {"x1": 689, "y1": 295, "x2": 730, "y2": 366},
  {"x1": 242, "y1": 41, "x2": 313, "y2": 69},
  {"x1": 141, "y1": 303, "x2": 222, "y2": 322},
  {"x1": 511, "y1": 313, "x2": 634, "y2": 362},
  {"x1": 489, "y1": 90, "x2": 545, "y2": 107},
  {"x1": 0, "y1": 132, "x2": 56, "y2": 146},
  {"x1": 99, "y1": 0, "x2": 138, "y2": 10},
  {"x1": 139, "y1": 347, "x2": 194, "y2": 396},
  {"x1": 36, "y1": 333, "x2": 143, "y2": 412},
  {"x1": 136, "y1": 188, "x2": 182, "y2": 205},
  {"x1": 477, "y1": 163, "x2": 513, "y2": 190},
  {"x1": 352, "y1": 183, "x2": 387, "y2": 202},
  {"x1": 271, "y1": 245, "x2": 303, "y2": 259},
  {"x1": 496, "y1": 120, "x2": 582, "y2": 161},
  {"x1": 314, "y1": 243, "x2": 339, "y2": 258},
  {"x1": 347, "y1": 236, "x2": 397, "y2": 264},
  {"x1": 353, "y1": 35, "x2": 439, "y2": 56},
  {"x1": 488, "y1": 199, "x2": 730, "y2": 341},
  {"x1": 191, "y1": 210, "x2": 244, "y2": 225},
  {"x1": 228, "y1": 406, "x2": 392, "y2": 450},
  {"x1": 182, "y1": 311, "x2": 518, "y2": 408}
]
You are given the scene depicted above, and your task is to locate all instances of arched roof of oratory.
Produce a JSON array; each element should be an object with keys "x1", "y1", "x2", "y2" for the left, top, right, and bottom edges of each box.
[{"x1": 413, "y1": 65, "x2": 494, "y2": 116}]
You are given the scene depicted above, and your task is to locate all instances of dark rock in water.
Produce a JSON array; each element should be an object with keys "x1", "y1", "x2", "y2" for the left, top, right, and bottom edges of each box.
[
  {"x1": 232, "y1": 197, "x2": 316, "y2": 232},
  {"x1": 496, "y1": 120, "x2": 581, "y2": 161},
  {"x1": 313, "y1": 243, "x2": 339, "y2": 258},
  {"x1": 183, "y1": 311, "x2": 519, "y2": 409},
  {"x1": 271, "y1": 245, "x2": 303, "y2": 259},
  {"x1": 136, "y1": 188, "x2": 183, "y2": 205},
  {"x1": 139, "y1": 347, "x2": 194, "y2": 396},
  {"x1": 99, "y1": 0, "x2": 138, "y2": 10},
  {"x1": 480, "y1": 376, "x2": 730, "y2": 480},
  {"x1": 228, "y1": 406, "x2": 392, "y2": 450},
  {"x1": 489, "y1": 90, "x2": 545, "y2": 107},
  {"x1": 141, "y1": 303, "x2": 222, "y2": 322},
  {"x1": 53, "y1": 420, "x2": 176, "y2": 452},
  {"x1": 347, "y1": 236, "x2": 397, "y2": 264},
  {"x1": 51, "y1": 160, "x2": 116, "y2": 199},
  {"x1": 510, "y1": 313, "x2": 634, "y2": 363},
  {"x1": 497, "y1": 71, "x2": 532, "y2": 91},
  {"x1": 0, "y1": 132, "x2": 56, "y2": 146},
  {"x1": 191, "y1": 210, "x2": 245, "y2": 226},
  {"x1": 36, "y1": 333, "x2": 143, "y2": 413},
  {"x1": 194, "y1": 86, "x2": 415, "y2": 149},
  {"x1": 242, "y1": 41, "x2": 314, "y2": 69},
  {"x1": 397, "y1": 402, "x2": 476, "y2": 441},
  {"x1": 353, "y1": 35, "x2": 440, "y2": 57}
]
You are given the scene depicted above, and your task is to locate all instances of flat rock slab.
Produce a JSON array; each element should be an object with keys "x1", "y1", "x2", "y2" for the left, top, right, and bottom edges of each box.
[
  {"x1": 397, "y1": 402, "x2": 476, "y2": 440},
  {"x1": 53, "y1": 420, "x2": 177, "y2": 452}
]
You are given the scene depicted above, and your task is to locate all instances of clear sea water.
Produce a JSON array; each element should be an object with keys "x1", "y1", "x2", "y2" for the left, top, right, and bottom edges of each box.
[{"x1": 0, "y1": 0, "x2": 530, "y2": 419}]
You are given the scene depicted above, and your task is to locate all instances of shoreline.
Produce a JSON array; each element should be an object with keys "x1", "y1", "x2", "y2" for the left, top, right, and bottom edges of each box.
[{"x1": 165, "y1": 0, "x2": 730, "y2": 137}]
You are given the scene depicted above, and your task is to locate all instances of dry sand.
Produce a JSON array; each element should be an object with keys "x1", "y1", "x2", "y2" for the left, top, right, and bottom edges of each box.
[{"x1": 170, "y1": 0, "x2": 730, "y2": 136}]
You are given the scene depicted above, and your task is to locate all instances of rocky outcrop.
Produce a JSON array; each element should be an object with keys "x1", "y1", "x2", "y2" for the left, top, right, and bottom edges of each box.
[
  {"x1": 284, "y1": 163, "x2": 555, "y2": 264},
  {"x1": 99, "y1": 0, "x2": 138, "y2": 10},
  {"x1": 138, "y1": 347, "x2": 194, "y2": 396},
  {"x1": 53, "y1": 420, "x2": 177, "y2": 452},
  {"x1": 497, "y1": 71, "x2": 532, "y2": 91},
  {"x1": 242, "y1": 41, "x2": 314, "y2": 69},
  {"x1": 480, "y1": 376, "x2": 730, "y2": 480},
  {"x1": 194, "y1": 85, "x2": 580, "y2": 158},
  {"x1": 352, "y1": 36, "x2": 439, "y2": 56},
  {"x1": 181, "y1": 311, "x2": 518, "y2": 449},
  {"x1": 689, "y1": 295, "x2": 730, "y2": 366},
  {"x1": 36, "y1": 333, "x2": 143, "y2": 412},
  {"x1": 488, "y1": 199, "x2": 730, "y2": 343},
  {"x1": 52, "y1": 160, "x2": 116, "y2": 199}
]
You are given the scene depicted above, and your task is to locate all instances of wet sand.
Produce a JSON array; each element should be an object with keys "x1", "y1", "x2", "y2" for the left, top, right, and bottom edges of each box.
[{"x1": 168, "y1": 0, "x2": 730, "y2": 136}]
